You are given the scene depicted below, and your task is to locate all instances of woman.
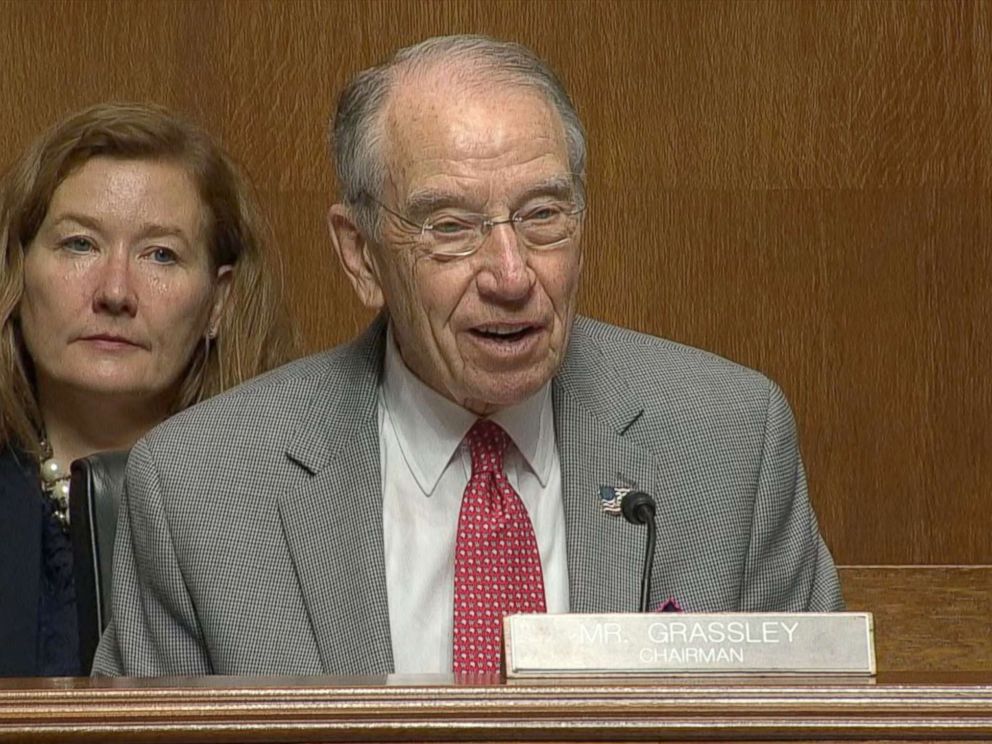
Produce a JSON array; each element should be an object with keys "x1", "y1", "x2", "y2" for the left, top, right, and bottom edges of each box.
[{"x1": 0, "y1": 102, "x2": 295, "y2": 676}]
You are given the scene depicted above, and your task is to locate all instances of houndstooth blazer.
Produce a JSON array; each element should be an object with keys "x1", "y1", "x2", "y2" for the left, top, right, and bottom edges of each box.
[{"x1": 92, "y1": 315, "x2": 843, "y2": 677}]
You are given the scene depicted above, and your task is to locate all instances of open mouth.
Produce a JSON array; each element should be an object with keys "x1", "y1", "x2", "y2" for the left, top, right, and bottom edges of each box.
[{"x1": 470, "y1": 324, "x2": 538, "y2": 343}]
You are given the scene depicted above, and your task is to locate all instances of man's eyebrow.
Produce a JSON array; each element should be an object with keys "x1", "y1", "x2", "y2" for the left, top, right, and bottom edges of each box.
[
  {"x1": 403, "y1": 175, "x2": 578, "y2": 219},
  {"x1": 402, "y1": 190, "x2": 463, "y2": 220},
  {"x1": 512, "y1": 176, "x2": 577, "y2": 206}
]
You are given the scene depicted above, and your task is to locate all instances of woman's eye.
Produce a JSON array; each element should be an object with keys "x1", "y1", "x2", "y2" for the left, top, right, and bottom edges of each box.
[
  {"x1": 60, "y1": 236, "x2": 95, "y2": 253},
  {"x1": 149, "y1": 247, "x2": 178, "y2": 264}
]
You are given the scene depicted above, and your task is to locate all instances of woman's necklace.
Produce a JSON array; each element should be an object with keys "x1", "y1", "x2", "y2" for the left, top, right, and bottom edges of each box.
[{"x1": 38, "y1": 438, "x2": 71, "y2": 530}]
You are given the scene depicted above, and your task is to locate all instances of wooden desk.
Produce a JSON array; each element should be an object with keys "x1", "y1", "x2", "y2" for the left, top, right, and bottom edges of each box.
[
  {"x1": 839, "y1": 565, "x2": 992, "y2": 672},
  {"x1": 1, "y1": 672, "x2": 990, "y2": 742}
]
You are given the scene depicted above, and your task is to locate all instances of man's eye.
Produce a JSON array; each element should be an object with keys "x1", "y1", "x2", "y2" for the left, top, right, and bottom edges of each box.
[
  {"x1": 520, "y1": 204, "x2": 564, "y2": 223},
  {"x1": 60, "y1": 236, "x2": 95, "y2": 253},
  {"x1": 429, "y1": 219, "x2": 474, "y2": 237}
]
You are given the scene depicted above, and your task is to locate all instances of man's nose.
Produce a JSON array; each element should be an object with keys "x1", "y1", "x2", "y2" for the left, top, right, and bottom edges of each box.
[
  {"x1": 93, "y1": 251, "x2": 138, "y2": 316},
  {"x1": 475, "y1": 223, "x2": 535, "y2": 302}
]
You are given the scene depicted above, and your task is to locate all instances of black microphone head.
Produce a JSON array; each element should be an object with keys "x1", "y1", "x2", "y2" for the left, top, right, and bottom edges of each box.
[{"x1": 620, "y1": 490, "x2": 656, "y2": 525}]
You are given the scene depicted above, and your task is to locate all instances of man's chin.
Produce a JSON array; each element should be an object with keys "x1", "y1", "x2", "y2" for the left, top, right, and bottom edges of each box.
[{"x1": 458, "y1": 374, "x2": 551, "y2": 416}]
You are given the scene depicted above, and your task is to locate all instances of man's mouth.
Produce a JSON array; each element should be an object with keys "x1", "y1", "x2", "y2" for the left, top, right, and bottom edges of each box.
[{"x1": 469, "y1": 324, "x2": 538, "y2": 343}]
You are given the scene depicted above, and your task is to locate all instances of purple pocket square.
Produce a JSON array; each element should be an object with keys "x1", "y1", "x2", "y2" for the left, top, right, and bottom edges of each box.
[{"x1": 653, "y1": 597, "x2": 684, "y2": 613}]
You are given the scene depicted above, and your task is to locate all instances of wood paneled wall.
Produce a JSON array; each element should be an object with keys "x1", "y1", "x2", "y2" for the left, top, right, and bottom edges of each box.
[{"x1": 1, "y1": 0, "x2": 988, "y2": 566}]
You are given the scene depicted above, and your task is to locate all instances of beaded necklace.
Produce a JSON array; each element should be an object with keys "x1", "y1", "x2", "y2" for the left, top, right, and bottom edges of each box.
[{"x1": 38, "y1": 438, "x2": 70, "y2": 530}]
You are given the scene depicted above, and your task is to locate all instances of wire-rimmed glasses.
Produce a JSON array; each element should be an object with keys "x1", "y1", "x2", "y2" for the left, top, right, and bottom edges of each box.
[{"x1": 363, "y1": 192, "x2": 585, "y2": 259}]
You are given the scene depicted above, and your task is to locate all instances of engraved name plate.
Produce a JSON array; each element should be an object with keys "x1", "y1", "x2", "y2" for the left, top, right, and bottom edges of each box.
[{"x1": 504, "y1": 612, "x2": 875, "y2": 677}]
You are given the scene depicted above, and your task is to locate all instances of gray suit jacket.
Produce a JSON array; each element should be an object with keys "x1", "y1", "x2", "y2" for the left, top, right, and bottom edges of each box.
[{"x1": 93, "y1": 316, "x2": 842, "y2": 676}]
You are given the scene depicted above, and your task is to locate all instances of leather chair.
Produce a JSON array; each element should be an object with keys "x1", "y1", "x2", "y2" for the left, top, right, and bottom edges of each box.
[{"x1": 69, "y1": 450, "x2": 129, "y2": 673}]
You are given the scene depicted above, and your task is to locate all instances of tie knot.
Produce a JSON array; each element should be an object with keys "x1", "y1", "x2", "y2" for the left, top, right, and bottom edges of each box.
[{"x1": 466, "y1": 419, "x2": 510, "y2": 475}]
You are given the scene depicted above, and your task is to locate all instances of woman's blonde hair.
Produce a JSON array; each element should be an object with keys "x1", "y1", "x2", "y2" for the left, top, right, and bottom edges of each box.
[{"x1": 0, "y1": 102, "x2": 295, "y2": 457}]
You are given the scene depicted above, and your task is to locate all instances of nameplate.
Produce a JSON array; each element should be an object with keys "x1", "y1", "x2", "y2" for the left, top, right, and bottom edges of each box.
[{"x1": 503, "y1": 612, "x2": 875, "y2": 677}]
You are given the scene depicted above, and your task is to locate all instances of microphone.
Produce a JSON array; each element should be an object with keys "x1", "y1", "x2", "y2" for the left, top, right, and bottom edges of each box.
[{"x1": 621, "y1": 490, "x2": 657, "y2": 613}]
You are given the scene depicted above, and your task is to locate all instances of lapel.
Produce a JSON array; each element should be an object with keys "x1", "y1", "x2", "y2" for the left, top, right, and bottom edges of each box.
[
  {"x1": 553, "y1": 319, "x2": 660, "y2": 614},
  {"x1": 0, "y1": 447, "x2": 42, "y2": 674},
  {"x1": 277, "y1": 316, "x2": 394, "y2": 675}
]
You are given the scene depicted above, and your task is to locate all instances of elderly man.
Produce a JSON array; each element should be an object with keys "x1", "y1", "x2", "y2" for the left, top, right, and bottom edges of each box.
[{"x1": 94, "y1": 35, "x2": 842, "y2": 678}]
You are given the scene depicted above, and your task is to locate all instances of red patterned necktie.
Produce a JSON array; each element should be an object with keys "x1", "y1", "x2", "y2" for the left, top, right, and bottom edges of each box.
[{"x1": 452, "y1": 419, "x2": 547, "y2": 674}]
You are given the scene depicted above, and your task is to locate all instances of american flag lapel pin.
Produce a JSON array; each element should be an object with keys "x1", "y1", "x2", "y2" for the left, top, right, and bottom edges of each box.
[{"x1": 598, "y1": 486, "x2": 631, "y2": 516}]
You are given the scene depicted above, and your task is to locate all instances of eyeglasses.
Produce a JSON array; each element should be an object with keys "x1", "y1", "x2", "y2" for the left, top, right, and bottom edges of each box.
[{"x1": 363, "y1": 192, "x2": 585, "y2": 259}]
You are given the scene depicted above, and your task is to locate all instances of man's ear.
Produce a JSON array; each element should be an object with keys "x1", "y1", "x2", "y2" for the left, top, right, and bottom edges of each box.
[{"x1": 327, "y1": 203, "x2": 384, "y2": 310}]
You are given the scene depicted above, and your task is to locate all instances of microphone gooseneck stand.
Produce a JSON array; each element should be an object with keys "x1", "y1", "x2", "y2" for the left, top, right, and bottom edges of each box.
[{"x1": 620, "y1": 490, "x2": 657, "y2": 613}]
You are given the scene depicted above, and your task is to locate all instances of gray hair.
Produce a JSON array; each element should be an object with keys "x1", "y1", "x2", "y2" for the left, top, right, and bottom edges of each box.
[{"x1": 331, "y1": 34, "x2": 587, "y2": 240}]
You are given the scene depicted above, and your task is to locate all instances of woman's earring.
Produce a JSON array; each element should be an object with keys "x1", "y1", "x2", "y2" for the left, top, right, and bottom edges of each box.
[{"x1": 203, "y1": 325, "x2": 218, "y2": 358}]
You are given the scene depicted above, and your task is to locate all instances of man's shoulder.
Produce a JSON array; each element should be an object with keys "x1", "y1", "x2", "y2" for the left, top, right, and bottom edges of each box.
[
  {"x1": 560, "y1": 318, "x2": 798, "y2": 509},
  {"x1": 143, "y1": 321, "x2": 384, "y2": 458},
  {"x1": 569, "y1": 316, "x2": 773, "y2": 404},
  {"x1": 151, "y1": 350, "x2": 331, "y2": 441}
]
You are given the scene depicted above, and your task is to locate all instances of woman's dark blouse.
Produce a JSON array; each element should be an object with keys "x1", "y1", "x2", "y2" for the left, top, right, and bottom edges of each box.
[{"x1": 0, "y1": 446, "x2": 80, "y2": 676}]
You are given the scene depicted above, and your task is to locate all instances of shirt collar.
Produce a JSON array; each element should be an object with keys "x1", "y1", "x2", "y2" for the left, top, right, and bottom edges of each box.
[{"x1": 380, "y1": 325, "x2": 555, "y2": 494}]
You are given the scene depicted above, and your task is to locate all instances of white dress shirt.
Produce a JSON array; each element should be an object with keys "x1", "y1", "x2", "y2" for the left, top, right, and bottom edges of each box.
[{"x1": 378, "y1": 330, "x2": 569, "y2": 674}]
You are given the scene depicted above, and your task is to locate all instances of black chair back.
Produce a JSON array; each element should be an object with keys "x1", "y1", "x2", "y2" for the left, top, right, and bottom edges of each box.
[{"x1": 69, "y1": 450, "x2": 128, "y2": 673}]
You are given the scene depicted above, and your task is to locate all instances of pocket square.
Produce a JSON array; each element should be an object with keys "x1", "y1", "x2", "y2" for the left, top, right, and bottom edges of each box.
[{"x1": 654, "y1": 597, "x2": 684, "y2": 613}]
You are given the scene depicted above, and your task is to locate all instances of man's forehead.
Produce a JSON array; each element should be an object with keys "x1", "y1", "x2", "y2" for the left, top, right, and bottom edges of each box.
[
  {"x1": 381, "y1": 77, "x2": 566, "y2": 188},
  {"x1": 390, "y1": 60, "x2": 523, "y2": 103},
  {"x1": 383, "y1": 65, "x2": 562, "y2": 146}
]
